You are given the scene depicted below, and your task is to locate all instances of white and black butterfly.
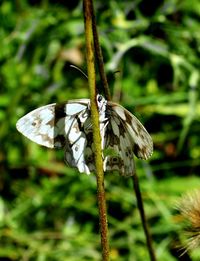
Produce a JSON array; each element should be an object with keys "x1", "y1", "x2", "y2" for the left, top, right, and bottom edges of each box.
[{"x1": 16, "y1": 95, "x2": 153, "y2": 176}]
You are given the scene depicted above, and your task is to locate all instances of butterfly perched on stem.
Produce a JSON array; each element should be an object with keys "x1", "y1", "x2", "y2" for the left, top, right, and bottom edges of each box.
[{"x1": 16, "y1": 95, "x2": 153, "y2": 176}]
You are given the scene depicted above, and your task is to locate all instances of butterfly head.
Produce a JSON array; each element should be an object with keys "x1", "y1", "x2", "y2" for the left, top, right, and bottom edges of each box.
[{"x1": 96, "y1": 94, "x2": 107, "y2": 113}]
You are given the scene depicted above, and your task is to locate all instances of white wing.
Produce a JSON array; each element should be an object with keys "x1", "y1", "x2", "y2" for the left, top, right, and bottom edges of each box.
[
  {"x1": 16, "y1": 99, "x2": 90, "y2": 149},
  {"x1": 102, "y1": 113, "x2": 135, "y2": 176},
  {"x1": 109, "y1": 102, "x2": 153, "y2": 160},
  {"x1": 64, "y1": 110, "x2": 95, "y2": 175}
]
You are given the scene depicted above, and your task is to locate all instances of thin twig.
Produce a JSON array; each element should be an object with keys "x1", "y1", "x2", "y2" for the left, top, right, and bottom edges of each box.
[
  {"x1": 83, "y1": 0, "x2": 110, "y2": 260},
  {"x1": 90, "y1": 1, "x2": 111, "y2": 101},
  {"x1": 132, "y1": 174, "x2": 157, "y2": 261}
]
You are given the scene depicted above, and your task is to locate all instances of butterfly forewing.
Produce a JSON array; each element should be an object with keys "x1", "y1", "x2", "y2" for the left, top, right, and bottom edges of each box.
[
  {"x1": 109, "y1": 102, "x2": 153, "y2": 160},
  {"x1": 16, "y1": 100, "x2": 89, "y2": 149},
  {"x1": 102, "y1": 113, "x2": 135, "y2": 176},
  {"x1": 16, "y1": 104, "x2": 57, "y2": 148}
]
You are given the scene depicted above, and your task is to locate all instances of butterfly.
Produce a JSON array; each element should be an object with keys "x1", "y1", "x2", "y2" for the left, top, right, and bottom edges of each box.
[{"x1": 16, "y1": 95, "x2": 153, "y2": 176}]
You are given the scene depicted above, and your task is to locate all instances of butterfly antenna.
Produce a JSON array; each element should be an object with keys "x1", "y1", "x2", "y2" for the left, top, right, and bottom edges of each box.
[{"x1": 70, "y1": 65, "x2": 88, "y2": 79}]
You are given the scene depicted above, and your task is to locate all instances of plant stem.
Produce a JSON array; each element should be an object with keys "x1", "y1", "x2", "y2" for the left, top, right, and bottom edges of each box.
[
  {"x1": 83, "y1": 0, "x2": 110, "y2": 260},
  {"x1": 90, "y1": 2, "x2": 111, "y2": 101},
  {"x1": 132, "y1": 174, "x2": 156, "y2": 261}
]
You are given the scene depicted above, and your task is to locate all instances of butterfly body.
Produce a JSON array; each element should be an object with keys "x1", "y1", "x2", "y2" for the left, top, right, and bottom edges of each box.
[{"x1": 16, "y1": 95, "x2": 153, "y2": 176}]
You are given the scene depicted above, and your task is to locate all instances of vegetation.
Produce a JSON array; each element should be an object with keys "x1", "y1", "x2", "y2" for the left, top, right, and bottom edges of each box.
[{"x1": 0, "y1": 0, "x2": 200, "y2": 260}]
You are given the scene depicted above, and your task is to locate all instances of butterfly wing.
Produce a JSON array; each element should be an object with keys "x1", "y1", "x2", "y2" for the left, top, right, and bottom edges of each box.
[
  {"x1": 16, "y1": 99, "x2": 90, "y2": 149},
  {"x1": 64, "y1": 111, "x2": 95, "y2": 175},
  {"x1": 102, "y1": 112, "x2": 135, "y2": 176},
  {"x1": 16, "y1": 98, "x2": 97, "y2": 174},
  {"x1": 109, "y1": 102, "x2": 153, "y2": 160}
]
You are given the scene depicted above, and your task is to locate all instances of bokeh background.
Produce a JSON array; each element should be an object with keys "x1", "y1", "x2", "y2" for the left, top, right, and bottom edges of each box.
[{"x1": 0, "y1": 1, "x2": 200, "y2": 260}]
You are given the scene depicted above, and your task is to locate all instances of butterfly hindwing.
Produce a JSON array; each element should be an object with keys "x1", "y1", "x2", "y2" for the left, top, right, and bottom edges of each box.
[{"x1": 64, "y1": 110, "x2": 94, "y2": 175}]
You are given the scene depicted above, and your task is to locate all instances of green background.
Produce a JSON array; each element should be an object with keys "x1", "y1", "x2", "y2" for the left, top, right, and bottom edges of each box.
[{"x1": 0, "y1": 1, "x2": 200, "y2": 260}]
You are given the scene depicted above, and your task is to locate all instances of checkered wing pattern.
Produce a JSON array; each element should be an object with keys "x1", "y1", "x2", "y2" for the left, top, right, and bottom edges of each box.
[{"x1": 16, "y1": 95, "x2": 153, "y2": 176}]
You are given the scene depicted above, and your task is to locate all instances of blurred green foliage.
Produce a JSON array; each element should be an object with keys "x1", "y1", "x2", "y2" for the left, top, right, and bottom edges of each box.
[{"x1": 0, "y1": 0, "x2": 200, "y2": 260}]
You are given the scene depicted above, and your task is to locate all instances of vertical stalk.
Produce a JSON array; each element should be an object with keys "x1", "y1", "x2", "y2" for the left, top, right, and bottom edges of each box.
[
  {"x1": 83, "y1": 0, "x2": 110, "y2": 260},
  {"x1": 132, "y1": 174, "x2": 157, "y2": 261},
  {"x1": 90, "y1": 4, "x2": 111, "y2": 101}
]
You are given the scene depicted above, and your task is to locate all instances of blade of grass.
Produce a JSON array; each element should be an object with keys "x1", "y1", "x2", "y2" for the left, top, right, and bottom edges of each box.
[
  {"x1": 177, "y1": 70, "x2": 199, "y2": 153},
  {"x1": 132, "y1": 173, "x2": 157, "y2": 261}
]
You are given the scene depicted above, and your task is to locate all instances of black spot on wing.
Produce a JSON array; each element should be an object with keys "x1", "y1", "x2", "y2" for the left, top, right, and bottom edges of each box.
[
  {"x1": 43, "y1": 104, "x2": 66, "y2": 130},
  {"x1": 55, "y1": 104, "x2": 67, "y2": 121}
]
